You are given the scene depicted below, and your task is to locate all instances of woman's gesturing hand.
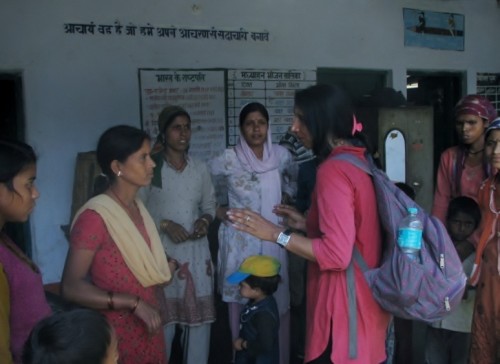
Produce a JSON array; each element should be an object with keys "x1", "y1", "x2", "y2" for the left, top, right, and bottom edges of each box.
[{"x1": 226, "y1": 208, "x2": 282, "y2": 242}]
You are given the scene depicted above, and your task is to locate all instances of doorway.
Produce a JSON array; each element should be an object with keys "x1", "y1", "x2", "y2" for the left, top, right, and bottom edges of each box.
[
  {"x1": 406, "y1": 71, "x2": 464, "y2": 177},
  {"x1": 1, "y1": 72, "x2": 32, "y2": 256},
  {"x1": 1, "y1": 73, "x2": 24, "y2": 139}
]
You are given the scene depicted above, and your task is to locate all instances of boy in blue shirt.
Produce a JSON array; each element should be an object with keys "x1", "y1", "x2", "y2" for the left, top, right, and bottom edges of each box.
[{"x1": 227, "y1": 255, "x2": 281, "y2": 364}]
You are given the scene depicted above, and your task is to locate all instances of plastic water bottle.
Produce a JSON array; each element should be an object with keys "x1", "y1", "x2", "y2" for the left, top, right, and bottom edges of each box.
[{"x1": 397, "y1": 207, "x2": 423, "y2": 263}]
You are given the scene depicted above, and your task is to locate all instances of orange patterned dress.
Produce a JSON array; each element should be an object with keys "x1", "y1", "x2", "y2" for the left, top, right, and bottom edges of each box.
[{"x1": 470, "y1": 177, "x2": 500, "y2": 363}]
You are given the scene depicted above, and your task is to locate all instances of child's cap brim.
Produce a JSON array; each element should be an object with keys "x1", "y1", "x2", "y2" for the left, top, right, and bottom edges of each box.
[
  {"x1": 226, "y1": 255, "x2": 281, "y2": 285},
  {"x1": 226, "y1": 271, "x2": 251, "y2": 285}
]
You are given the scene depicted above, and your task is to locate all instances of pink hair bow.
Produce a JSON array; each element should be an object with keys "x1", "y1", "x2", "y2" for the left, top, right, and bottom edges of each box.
[{"x1": 351, "y1": 115, "x2": 363, "y2": 136}]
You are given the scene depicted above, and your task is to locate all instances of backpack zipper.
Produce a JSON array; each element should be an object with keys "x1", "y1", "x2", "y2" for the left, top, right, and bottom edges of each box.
[{"x1": 444, "y1": 296, "x2": 451, "y2": 311}]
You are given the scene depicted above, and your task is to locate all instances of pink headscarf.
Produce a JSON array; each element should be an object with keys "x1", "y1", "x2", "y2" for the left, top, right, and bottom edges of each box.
[
  {"x1": 234, "y1": 130, "x2": 279, "y2": 173},
  {"x1": 234, "y1": 131, "x2": 281, "y2": 223},
  {"x1": 455, "y1": 94, "x2": 498, "y2": 124}
]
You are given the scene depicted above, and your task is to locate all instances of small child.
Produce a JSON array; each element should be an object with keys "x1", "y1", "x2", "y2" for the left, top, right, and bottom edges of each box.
[
  {"x1": 227, "y1": 255, "x2": 281, "y2": 364},
  {"x1": 424, "y1": 196, "x2": 480, "y2": 364}
]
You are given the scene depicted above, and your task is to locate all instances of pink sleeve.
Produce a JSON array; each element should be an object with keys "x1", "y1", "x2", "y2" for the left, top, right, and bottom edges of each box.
[
  {"x1": 311, "y1": 163, "x2": 356, "y2": 271},
  {"x1": 70, "y1": 210, "x2": 107, "y2": 251},
  {"x1": 432, "y1": 149, "x2": 455, "y2": 223}
]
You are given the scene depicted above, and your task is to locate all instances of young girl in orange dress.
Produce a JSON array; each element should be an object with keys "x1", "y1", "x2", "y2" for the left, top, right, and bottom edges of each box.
[{"x1": 469, "y1": 117, "x2": 500, "y2": 363}]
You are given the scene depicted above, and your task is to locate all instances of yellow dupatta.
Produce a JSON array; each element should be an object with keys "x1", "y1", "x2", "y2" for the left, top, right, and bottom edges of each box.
[{"x1": 72, "y1": 194, "x2": 171, "y2": 287}]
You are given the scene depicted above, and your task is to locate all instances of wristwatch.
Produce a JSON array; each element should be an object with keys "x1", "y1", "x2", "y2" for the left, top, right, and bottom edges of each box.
[{"x1": 276, "y1": 229, "x2": 292, "y2": 248}]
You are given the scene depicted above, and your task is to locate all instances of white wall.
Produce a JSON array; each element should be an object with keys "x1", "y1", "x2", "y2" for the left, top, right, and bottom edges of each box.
[{"x1": 1, "y1": 0, "x2": 499, "y2": 283}]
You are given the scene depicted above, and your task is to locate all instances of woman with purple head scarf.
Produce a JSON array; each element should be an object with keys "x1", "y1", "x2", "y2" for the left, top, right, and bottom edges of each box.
[{"x1": 432, "y1": 94, "x2": 497, "y2": 226}]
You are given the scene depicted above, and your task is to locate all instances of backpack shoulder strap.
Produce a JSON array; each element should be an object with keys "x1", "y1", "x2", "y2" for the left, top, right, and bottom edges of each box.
[
  {"x1": 331, "y1": 153, "x2": 372, "y2": 176},
  {"x1": 346, "y1": 260, "x2": 358, "y2": 358},
  {"x1": 346, "y1": 246, "x2": 371, "y2": 359},
  {"x1": 333, "y1": 153, "x2": 374, "y2": 359}
]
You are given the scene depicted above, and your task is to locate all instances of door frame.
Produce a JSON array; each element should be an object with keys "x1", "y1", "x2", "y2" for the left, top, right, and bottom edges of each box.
[{"x1": 1, "y1": 72, "x2": 32, "y2": 256}]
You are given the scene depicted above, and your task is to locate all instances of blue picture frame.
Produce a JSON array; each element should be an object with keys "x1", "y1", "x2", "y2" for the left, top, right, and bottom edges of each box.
[{"x1": 403, "y1": 8, "x2": 464, "y2": 51}]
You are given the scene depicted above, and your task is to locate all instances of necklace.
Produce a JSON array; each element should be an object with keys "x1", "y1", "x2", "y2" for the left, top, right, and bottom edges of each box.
[{"x1": 164, "y1": 154, "x2": 187, "y2": 173}]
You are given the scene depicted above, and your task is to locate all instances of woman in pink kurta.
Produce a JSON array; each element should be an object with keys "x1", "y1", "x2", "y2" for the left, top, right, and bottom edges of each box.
[
  {"x1": 62, "y1": 126, "x2": 174, "y2": 364},
  {"x1": 432, "y1": 95, "x2": 497, "y2": 224},
  {"x1": 226, "y1": 84, "x2": 390, "y2": 364},
  {"x1": 303, "y1": 146, "x2": 389, "y2": 363},
  {"x1": 70, "y1": 210, "x2": 167, "y2": 363}
]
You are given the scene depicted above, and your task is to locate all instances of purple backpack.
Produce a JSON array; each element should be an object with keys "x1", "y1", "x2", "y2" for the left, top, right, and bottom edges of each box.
[{"x1": 334, "y1": 154, "x2": 467, "y2": 359}]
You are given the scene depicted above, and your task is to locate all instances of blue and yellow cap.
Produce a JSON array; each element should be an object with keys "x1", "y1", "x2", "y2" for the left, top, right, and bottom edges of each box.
[{"x1": 227, "y1": 255, "x2": 281, "y2": 284}]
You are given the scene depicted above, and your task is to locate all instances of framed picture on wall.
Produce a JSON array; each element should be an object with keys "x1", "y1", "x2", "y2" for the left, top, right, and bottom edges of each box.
[{"x1": 403, "y1": 8, "x2": 464, "y2": 51}]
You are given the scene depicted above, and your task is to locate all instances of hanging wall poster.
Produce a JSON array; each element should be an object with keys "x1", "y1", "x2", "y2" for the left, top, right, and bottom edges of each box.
[{"x1": 403, "y1": 8, "x2": 464, "y2": 51}]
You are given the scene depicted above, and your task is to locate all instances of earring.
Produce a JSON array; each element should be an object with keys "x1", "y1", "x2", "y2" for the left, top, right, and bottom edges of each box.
[{"x1": 117, "y1": 171, "x2": 122, "y2": 177}]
